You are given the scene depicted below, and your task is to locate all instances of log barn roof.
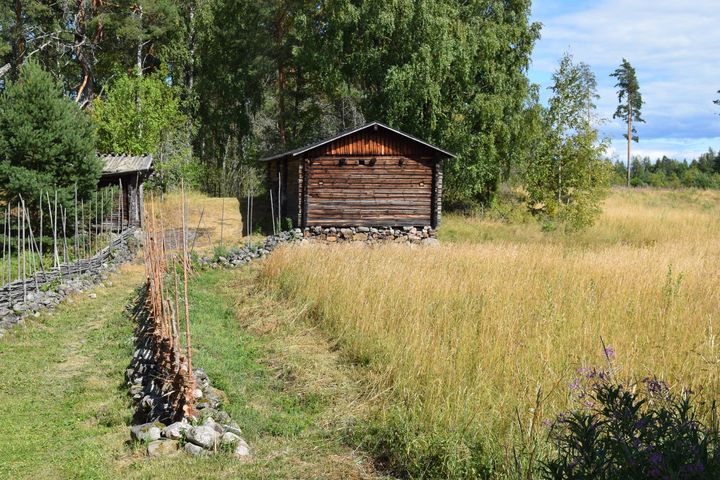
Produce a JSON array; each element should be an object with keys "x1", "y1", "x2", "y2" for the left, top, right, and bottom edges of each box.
[
  {"x1": 99, "y1": 154, "x2": 153, "y2": 175},
  {"x1": 259, "y1": 121, "x2": 456, "y2": 162}
]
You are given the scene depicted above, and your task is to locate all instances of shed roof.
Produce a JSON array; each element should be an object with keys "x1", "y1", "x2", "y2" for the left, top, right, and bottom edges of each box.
[
  {"x1": 259, "y1": 121, "x2": 456, "y2": 162},
  {"x1": 99, "y1": 154, "x2": 153, "y2": 175}
]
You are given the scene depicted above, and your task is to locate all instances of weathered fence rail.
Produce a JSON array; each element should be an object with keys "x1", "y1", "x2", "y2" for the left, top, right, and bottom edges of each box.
[{"x1": 0, "y1": 228, "x2": 136, "y2": 311}]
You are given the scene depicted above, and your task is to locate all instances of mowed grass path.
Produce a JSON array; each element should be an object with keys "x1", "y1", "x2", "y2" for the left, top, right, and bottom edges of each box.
[
  {"x1": 0, "y1": 264, "x2": 383, "y2": 479},
  {"x1": 0, "y1": 265, "x2": 144, "y2": 479}
]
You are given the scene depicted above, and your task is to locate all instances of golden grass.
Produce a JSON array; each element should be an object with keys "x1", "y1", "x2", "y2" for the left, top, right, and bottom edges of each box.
[
  {"x1": 147, "y1": 191, "x2": 246, "y2": 251},
  {"x1": 261, "y1": 188, "x2": 720, "y2": 472}
]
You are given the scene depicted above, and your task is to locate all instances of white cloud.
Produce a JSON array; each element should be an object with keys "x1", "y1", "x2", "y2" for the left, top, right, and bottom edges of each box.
[{"x1": 530, "y1": 0, "x2": 720, "y2": 159}]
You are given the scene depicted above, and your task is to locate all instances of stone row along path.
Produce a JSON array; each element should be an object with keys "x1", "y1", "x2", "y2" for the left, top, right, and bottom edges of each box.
[{"x1": 0, "y1": 259, "x2": 389, "y2": 480}]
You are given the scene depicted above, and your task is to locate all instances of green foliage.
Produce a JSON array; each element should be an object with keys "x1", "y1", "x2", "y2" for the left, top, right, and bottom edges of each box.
[
  {"x1": 612, "y1": 149, "x2": 720, "y2": 189},
  {"x1": 522, "y1": 54, "x2": 611, "y2": 231},
  {"x1": 611, "y1": 58, "x2": 645, "y2": 142},
  {"x1": 92, "y1": 71, "x2": 191, "y2": 191},
  {"x1": 336, "y1": 0, "x2": 540, "y2": 204},
  {"x1": 193, "y1": 0, "x2": 539, "y2": 203},
  {"x1": 543, "y1": 366, "x2": 720, "y2": 479},
  {"x1": 0, "y1": 61, "x2": 100, "y2": 213}
]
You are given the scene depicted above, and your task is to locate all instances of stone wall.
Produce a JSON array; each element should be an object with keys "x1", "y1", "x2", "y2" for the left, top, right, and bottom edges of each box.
[
  {"x1": 127, "y1": 304, "x2": 250, "y2": 458},
  {"x1": 198, "y1": 226, "x2": 439, "y2": 270},
  {"x1": 0, "y1": 229, "x2": 139, "y2": 337},
  {"x1": 302, "y1": 225, "x2": 439, "y2": 245}
]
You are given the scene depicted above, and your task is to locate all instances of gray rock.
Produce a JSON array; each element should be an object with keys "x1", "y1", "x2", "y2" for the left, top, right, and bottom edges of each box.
[
  {"x1": 198, "y1": 407, "x2": 231, "y2": 426},
  {"x1": 234, "y1": 439, "x2": 251, "y2": 458},
  {"x1": 202, "y1": 416, "x2": 225, "y2": 434},
  {"x1": 88, "y1": 293, "x2": 97, "y2": 299},
  {"x1": 203, "y1": 386, "x2": 226, "y2": 409},
  {"x1": 357, "y1": 226, "x2": 369, "y2": 232},
  {"x1": 186, "y1": 425, "x2": 220, "y2": 449},
  {"x1": 12, "y1": 303, "x2": 26, "y2": 313},
  {"x1": 221, "y1": 431, "x2": 242, "y2": 445},
  {"x1": 421, "y1": 238, "x2": 440, "y2": 247},
  {"x1": 131, "y1": 422, "x2": 163, "y2": 442},
  {"x1": 162, "y1": 420, "x2": 191, "y2": 440},
  {"x1": 147, "y1": 439, "x2": 179, "y2": 456},
  {"x1": 223, "y1": 423, "x2": 243, "y2": 437},
  {"x1": 184, "y1": 442, "x2": 206, "y2": 456}
]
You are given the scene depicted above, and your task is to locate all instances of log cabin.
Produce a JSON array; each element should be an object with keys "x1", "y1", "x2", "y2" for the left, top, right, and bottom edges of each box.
[
  {"x1": 98, "y1": 154, "x2": 152, "y2": 228},
  {"x1": 258, "y1": 122, "x2": 455, "y2": 229}
]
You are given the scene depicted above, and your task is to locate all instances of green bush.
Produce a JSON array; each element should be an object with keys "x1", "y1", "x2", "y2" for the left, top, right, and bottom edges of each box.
[{"x1": 543, "y1": 356, "x2": 720, "y2": 479}]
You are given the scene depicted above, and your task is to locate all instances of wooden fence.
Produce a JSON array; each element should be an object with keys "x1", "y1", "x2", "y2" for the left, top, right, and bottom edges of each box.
[{"x1": 0, "y1": 228, "x2": 135, "y2": 309}]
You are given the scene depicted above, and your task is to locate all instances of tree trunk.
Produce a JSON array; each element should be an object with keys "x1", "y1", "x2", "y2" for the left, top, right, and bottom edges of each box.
[
  {"x1": 275, "y1": 5, "x2": 288, "y2": 146},
  {"x1": 185, "y1": 1, "x2": 196, "y2": 150},
  {"x1": 627, "y1": 97, "x2": 632, "y2": 187},
  {"x1": 14, "y1": 0, "x2": 25, "y2": 66},
  {"x1": 134, "y1": 6, "x2": 144, "y2": 75}
]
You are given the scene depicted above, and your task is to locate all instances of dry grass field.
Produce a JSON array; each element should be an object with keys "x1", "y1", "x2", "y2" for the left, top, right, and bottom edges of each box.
[
  {"x1": 262, "y1": 188, "x2": 720, "y2": 477},
  {"x1": 147, "y1": 191, "x2": 245, "y2": 251}
]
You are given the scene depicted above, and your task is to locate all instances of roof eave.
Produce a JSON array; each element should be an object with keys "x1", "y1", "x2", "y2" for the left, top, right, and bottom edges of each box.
[{"x1": 258, "y1": 121, "x2": 456, "y2": 161}]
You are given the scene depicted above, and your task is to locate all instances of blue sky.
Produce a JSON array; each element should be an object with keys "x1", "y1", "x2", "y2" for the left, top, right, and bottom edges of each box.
[{"x1": 528, "y1": 0, "x2": 720, "y2": 161}]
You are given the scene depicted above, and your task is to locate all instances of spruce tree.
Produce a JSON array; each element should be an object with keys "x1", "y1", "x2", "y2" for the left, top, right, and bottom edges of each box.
[
  {"x1": 610, "y1": 59, "x2": 644, "y2": 187},
  {"x1": 0, "y1": 61, "x2": 100, "y2": 212}
]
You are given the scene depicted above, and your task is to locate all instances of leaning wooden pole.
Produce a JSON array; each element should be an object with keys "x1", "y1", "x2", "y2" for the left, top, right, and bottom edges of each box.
[
  {"x1": 74, "y1": 184, "x2": 78, "y2": 260},
  {"x1": 16, "y1": 203, "x2": 20, "y2": 282},
  {"x1": 180, "y1": 179, "x2": 192, "y2": 377},
  {"x1": 38, "y1": 190, "x2": 43, "y2": 265},
  {"x1": 20, "y1": 202, "x2": 26, "y2": 301},
  {"x1": 1, "y1": 207, "x2": 6, "y2": 287},
  {"x1": 54, "y1": 191, "x2": 59, "y2": 269},
  {"x1": 6, "y1": 204, "x2": 11, "y2": 286}
]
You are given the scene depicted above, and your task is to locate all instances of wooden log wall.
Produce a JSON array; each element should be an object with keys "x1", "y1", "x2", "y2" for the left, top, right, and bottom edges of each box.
[
  {"x1": 299, "y1": 128, "x2": 441, "y2": 227},
  {"x1": 263, "y1": 127, "x2": 449, "y2": 229},
  {"x1": 306, "y1": 156, "x2": 434, "y2": 227}
]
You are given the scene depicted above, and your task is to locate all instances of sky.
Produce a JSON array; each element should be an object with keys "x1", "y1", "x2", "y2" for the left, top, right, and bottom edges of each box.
[{"x1": 528, "y1": 0, "x2": 720, "y2": 162}]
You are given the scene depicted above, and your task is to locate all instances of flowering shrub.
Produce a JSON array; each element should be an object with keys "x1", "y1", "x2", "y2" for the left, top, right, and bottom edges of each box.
[{"x1": 543, "y1": 349, "x2": 720, "y2": 479}]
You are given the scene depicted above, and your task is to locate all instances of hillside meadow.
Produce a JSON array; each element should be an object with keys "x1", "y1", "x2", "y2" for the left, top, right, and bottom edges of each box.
[{"x1": 261, "y1": 188, "x2": 720, "y2": 477}]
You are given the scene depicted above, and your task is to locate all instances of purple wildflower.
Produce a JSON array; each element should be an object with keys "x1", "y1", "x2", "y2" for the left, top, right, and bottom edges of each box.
[
  {"x1": 603, "y1": 345, "x2": 616, "y2": 360},
  {"x1": 569, "y1": 378, "x2": 581, "y2": 391},
  {"x1": 644, "y1": 376, "x2": 668, "y2": 395}
]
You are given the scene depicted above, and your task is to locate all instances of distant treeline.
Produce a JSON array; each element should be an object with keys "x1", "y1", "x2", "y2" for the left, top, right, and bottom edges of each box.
[{"x1": 612, "y1": 148, "x2": 720, "y2": 188}]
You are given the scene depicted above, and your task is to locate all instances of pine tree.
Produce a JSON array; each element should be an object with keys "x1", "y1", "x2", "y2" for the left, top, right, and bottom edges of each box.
[
  {"x1": 610, "y1": 59, "x2": 644, "y2": 187},
  {"x1": 0, "y1": 61, "x2": 100, "y2": 213}
]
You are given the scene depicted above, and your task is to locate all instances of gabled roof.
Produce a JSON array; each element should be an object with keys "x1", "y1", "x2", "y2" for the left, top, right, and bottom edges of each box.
[
  {"x1": 99, "y1": 154, "x2": 153, "y2": 175},
  {"x1": 258, "y1": 121, "x2": 456, "y2": 162}
]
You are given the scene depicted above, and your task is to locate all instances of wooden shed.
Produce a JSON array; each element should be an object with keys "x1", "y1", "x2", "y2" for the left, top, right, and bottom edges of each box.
[
  {"x1": 98, "y1": 154, "x2": 152, "y2": 228},
  {"x1": 259, "y1": 122, "x2": 454, "y2": 229}
]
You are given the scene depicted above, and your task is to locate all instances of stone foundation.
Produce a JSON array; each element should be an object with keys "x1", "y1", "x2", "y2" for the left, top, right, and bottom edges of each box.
[
  {"x1": 198, "y1": 226, "x2": 439, "y2": 270},
  {"x1": 303, "y1": 225, "x2": 439, "y2": 245}
]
